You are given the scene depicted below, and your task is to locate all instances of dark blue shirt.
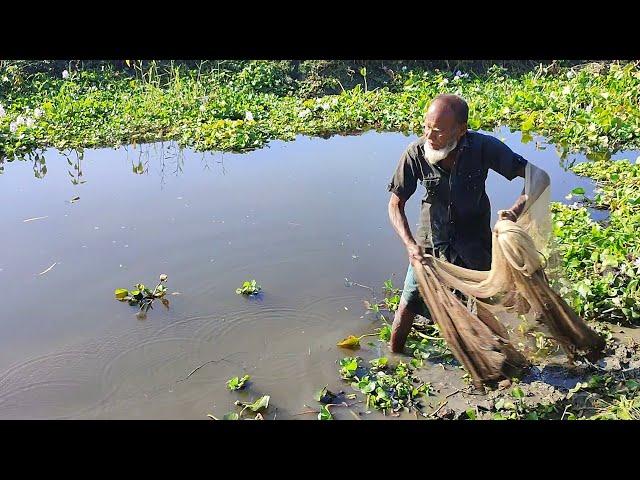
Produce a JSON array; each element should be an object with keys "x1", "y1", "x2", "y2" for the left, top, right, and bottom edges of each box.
[{"x1": 388, "y1": 131, "x2": 527, "y2": 270}]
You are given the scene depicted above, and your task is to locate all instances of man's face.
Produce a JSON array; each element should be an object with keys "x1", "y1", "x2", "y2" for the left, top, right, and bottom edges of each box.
[{"x1": 423, "y1": 103, "x2": 465, "y2": 151}]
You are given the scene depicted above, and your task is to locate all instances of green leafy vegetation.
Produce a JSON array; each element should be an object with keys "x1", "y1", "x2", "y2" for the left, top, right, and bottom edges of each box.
[
  {"x1": 114, "y1": 273, "x2": 169, "y2": 319},
  {"x1": 226, "y1": 374, "x2": 250, "y2": 391},
  {"x1": 235, "y1": 279, "x2": 262, "y2": 296}
]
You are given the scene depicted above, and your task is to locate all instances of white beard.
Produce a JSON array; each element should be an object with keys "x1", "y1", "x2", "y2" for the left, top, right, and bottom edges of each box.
[{"x1": 423, "y1": 138, "x2": 458, "y2": 165}]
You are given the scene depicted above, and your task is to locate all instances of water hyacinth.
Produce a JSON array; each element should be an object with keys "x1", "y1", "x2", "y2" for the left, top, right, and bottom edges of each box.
[
  {"x1": 34, "y1": 108, "x2": 43, "y2": 118},
  {"x1": 2, "y1": 60, "x2": 638, "y2": 162},
  {"x1": 62, "y1": 70, "x2": 69, "y2": 79},
  {"x1": 12, "y1": 115, "x2": 35, "y2": 129},
  {"x1": 0, "y1": 104, "x2": 5, "y2": 117}
]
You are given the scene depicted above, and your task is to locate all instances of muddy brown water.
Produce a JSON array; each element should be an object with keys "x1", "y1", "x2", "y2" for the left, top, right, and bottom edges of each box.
[{"x1": 0, "y1": 128, "x2": 638, "y2": 419}]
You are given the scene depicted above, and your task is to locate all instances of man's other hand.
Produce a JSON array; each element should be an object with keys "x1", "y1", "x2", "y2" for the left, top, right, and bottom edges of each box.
[{"x1": 497, "y1": 209, "x2": 518, "y2": 222}]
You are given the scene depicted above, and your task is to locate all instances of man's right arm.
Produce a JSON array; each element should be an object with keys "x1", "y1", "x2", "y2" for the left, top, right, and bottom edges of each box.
[{"x1": 388, "y1": 192, "x2": 430, "y2": 265}]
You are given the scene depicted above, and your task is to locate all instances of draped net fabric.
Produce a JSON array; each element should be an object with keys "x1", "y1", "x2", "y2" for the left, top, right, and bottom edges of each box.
[{"x1": 412, "y1": 163, "x2": 605, "y2": 388}]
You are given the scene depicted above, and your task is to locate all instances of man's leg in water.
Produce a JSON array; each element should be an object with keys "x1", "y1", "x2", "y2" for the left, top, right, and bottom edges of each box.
[
  {"x1": 390, "y1": 248, "x2": 475, "y2": 353},
  {"x1": 390, "y1": 264, "x2": 431, "y2": 353}
]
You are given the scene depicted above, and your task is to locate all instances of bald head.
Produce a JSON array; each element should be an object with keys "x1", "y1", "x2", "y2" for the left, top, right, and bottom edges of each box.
[
  {"x1": 422, "y1": 94, "x2": 469, "y2": 163},
  {"x1": 427, "y1": 94, "x2": 469, "y2": 126}
]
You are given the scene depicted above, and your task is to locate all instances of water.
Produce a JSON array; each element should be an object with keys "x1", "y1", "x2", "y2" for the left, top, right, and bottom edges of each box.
[{"x1": 0, "y1": 127, "x2": 637, "y2": 419}]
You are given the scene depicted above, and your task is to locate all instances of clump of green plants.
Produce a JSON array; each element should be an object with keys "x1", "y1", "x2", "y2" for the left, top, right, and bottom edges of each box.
[
  {"x1": 551, "y1": 157, "x2": 640, "y2": 324},
  {"x1": 337, "y1": 356, "x2": 433, "y2": 416},
  {"x1": 573, "y1": 374, "x2": 640, "y2": 420},
  {"x1": 365, "y1": 278, "x2": 402, "y2": 316},
  {"x1": 235, "y1": 279, "x2": 261, "y2": 296},
  {"x1": 234, "y1": 395, "x2": 270, "y2": 415},
  {"x1": 114, "y1": 273, "x2": 169, "y2": 319},
  {"x1": 208, "y1": 395, "x2": 270, "y2": 421},
  {"x1": 317, "y1": 404, "x2": 334, "y2": 420},
  {"x1": 382, "y1": 279, "x2": 402, "y2": 312},
  {"x1": 376, "y1": 322, "x2": 392, "y2": 341},
  {"x1": 226, "y1": 374, "x2": 250, "y2": 391},
  {"x1": 589, "y1": 394, "x2": 640, "y2": 420},
  {"x1": 338, "y1": 356, "x2": 363, "y2": 380},
  {"x1": 372, "y1": 308, "x2": 454, "y2": 368}
]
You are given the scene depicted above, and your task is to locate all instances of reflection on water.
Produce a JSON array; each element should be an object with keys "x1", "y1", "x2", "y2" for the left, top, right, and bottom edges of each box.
[
  {"x1": 1, "y1": 127, "x2": 633, "y2": 187},
  {"x1": 0, "y1": 128, "x2": 638, "y2": 419}
]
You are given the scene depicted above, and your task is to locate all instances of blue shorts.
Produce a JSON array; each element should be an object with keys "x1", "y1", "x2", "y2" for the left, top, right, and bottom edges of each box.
[{"x1": 401, "y1": 263, "x2": 431, "y2": 318}]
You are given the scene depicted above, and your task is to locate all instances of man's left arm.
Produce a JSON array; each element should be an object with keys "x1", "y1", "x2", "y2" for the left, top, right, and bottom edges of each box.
[
  {"x1": 484, "y1": 136, "x2": 550, "y2": 222},
  {"x1": 498, "y1": 162, "x2": 550, "y2": 222}
]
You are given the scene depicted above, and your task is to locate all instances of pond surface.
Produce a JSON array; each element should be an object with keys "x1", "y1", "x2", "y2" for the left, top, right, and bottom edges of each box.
[{"x1": 0, "y1": 127, "x2": 637, "y2": 419}]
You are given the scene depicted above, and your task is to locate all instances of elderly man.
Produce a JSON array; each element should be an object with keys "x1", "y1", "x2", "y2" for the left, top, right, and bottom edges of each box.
[{"x1": 387, "y1": 94, "x2": 550, "y2": 353}]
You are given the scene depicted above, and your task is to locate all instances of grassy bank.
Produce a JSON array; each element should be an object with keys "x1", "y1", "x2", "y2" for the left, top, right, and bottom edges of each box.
[{"x1": 1, "y1": 60, "x2": 638, "y2": 159}]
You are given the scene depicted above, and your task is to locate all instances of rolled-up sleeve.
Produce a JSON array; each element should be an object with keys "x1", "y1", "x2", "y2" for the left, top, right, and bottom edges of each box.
[
  {"x1": 387, "y1": 147, "x2": 420, "y2": 200},
  {"x1": 483, "y1": 135, "x2": 528, "y2": 180}
]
